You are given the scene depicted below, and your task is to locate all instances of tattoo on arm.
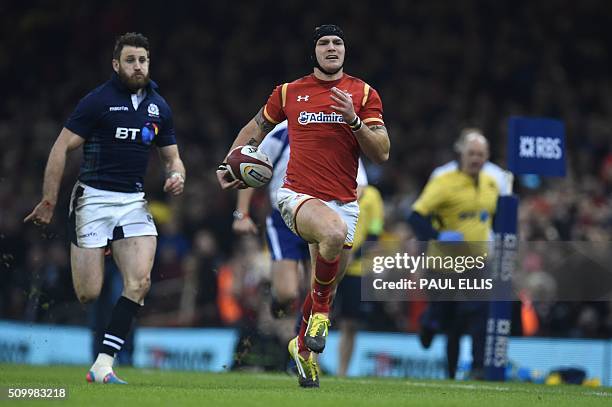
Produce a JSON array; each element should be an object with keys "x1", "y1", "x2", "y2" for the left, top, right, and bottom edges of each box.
[
  {"x1": 368, "y1": 125, "x2": 387, "y2": 132},
  {"x1": 367, "y1": 124, "x2": 388, "y2": 137},
  {"x1": 254, "y1": 107, "x2": 276, "y2": 135},
  {"x1": 246, "y1": 138, "x2": 258, "y2": 146}
]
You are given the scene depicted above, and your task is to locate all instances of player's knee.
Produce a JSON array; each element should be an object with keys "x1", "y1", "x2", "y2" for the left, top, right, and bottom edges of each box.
[
  {"x1": 77, "y1": 289, "x2": 100, "y2": 304},
  {"x1": 124, "y1": 275, "x2": 151, "y2": 297},
  {"x1": 275, "y1": 285, "x2": 297, "y2": 304},
  {"x1": 323, "y1": 222, "x2": 347, "y2": 251}
]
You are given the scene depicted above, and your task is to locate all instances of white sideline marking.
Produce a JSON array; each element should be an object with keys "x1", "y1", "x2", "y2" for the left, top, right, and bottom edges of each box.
[
  {"x1": 405, "y1": 381, "x2": 510, "y2": 392},
  {"x1": 253, "y1": 374, "x2": 612, "y2": 397},
  {"x1": 403, "y1": 381, "x2": 612, "y2": 398}
]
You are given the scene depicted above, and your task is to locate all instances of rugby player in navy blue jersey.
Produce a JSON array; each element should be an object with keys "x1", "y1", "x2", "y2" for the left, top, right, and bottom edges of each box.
[{"x1": 25, "y1": 33, "x2": 185, "y2": 384}]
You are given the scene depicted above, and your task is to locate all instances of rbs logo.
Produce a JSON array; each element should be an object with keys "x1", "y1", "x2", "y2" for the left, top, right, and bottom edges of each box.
[
  {"x1": 519, "y1": 136, "x2": 562, "y2": 160},
  {"x1": 115, "y1": 127, "x2": 140, "y2": 140}
]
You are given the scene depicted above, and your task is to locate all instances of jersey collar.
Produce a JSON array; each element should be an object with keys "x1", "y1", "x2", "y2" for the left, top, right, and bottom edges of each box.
[{"x1": 310, "y1": 72, "x2": 345, "y2": 86}]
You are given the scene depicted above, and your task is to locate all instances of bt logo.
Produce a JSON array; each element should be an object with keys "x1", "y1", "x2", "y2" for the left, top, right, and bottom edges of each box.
[
  {"x1": 115, "y1": 124, "x2": 157, "y2": 144},
  {"x1": 115, "y1": 127, "x2": 140, "y2": 140}
]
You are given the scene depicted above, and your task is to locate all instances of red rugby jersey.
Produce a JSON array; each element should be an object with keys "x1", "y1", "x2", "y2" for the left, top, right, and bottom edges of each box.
[{"x1": 263, "y1": 73, "x2": 384, "y2": 202}]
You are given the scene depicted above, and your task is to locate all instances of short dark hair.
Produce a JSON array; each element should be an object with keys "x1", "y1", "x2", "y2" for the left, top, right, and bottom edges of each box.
[{"x1": 113, "y1": 32, "x2": 150, "y2": 60}]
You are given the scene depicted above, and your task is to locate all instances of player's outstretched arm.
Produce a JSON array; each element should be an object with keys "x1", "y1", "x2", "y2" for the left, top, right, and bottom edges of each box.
[
  {"x1": 24, "y1": 128, "x2": 84, "y2": 225},
  {"x1": 216, "y1": 107, "x2": 276, "y2": 190},
  {"x1": 159, "y1": 145, "x2": 186, "y2": 196}
]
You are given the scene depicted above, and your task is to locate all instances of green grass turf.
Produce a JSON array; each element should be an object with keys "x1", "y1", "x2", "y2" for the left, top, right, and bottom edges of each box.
[{"x1": 0, "y1": 364, "x2": 610, "y2": 407}]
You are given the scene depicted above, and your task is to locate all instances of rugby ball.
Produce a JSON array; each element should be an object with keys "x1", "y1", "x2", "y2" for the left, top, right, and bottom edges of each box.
[{"x1": 226, "y1": 146, "x2": 273, "y2": 188}]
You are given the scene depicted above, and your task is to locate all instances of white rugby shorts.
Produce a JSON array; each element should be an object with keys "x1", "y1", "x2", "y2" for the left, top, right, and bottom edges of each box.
[
  {"x1": 68, "y1": 181, "x2": 157, "y2": 248},
  {"x1": 276, "y1": 187, "x2": 359, "y2": 247}
]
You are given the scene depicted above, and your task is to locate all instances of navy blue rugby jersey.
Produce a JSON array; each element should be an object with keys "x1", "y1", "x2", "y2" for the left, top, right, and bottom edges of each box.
[{"x1": 65, "y1": 73, "x2": 177, "y2": 192}]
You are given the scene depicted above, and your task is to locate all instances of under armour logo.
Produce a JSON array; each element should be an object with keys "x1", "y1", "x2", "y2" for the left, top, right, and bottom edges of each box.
[{"x1": 297, "y1": 95, "x2": 309, "y2": 102}]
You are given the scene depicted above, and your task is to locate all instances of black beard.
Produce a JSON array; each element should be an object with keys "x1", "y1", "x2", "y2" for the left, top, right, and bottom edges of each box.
[{"x1": 118, "y1": 68, "x2": 150, "y2": 92}]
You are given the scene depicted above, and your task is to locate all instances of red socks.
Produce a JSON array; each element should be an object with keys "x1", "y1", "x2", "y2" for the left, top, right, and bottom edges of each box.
[
  {"x1": 311, "y1": 254, "x2": 339, "y2": 314},
  {"x1": 297, "y1": 254, "x2": 340, "y2": 352}
]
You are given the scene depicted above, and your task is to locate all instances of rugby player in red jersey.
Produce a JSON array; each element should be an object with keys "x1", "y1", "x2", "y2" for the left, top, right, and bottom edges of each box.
[{"x1": 216, "y1": 24, "x2": 389, "y2": 387}]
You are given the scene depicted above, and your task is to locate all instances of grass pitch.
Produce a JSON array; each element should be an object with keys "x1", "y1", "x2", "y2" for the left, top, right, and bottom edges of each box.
[{"x1": 1, "y1": 364, "x2": 610, "y2": 406}]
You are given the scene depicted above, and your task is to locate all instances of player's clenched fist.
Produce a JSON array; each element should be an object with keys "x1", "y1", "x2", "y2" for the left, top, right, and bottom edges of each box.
[
  {"x1": 24, "y1": 199, "x2": 55, "y2": 226},
  {"x1": 163, "y1": 172, "x2": 185, "y2": 195}
]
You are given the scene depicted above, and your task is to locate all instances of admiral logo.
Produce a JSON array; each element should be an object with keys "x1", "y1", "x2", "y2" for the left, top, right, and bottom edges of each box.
[
  {"x1": 298, "y1": 111, "x2": 345, "y2": 125},
  {"x1": 519, "y1": 136, "x2": 562, "y2": 160},
  {"x1": 147, "y1": 103, "x2": 160, "y2": 117},
  {"x1": 109, "y1": 106, "x2": 129, "y2": 111}
]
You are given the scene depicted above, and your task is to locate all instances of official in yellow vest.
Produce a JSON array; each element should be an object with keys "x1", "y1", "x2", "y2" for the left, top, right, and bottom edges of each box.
[{"x1": 408, "y1": 128, "x2": 499, "y2": 380}]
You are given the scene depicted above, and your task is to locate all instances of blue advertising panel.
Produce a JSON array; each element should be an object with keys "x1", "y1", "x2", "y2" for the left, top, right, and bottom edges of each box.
[
  {"x1": 485, "y1": 196, "x2": 519, "y2": 381},
  {"x1": 507, "y1": 117, "x2": 566, "y2": 176}
]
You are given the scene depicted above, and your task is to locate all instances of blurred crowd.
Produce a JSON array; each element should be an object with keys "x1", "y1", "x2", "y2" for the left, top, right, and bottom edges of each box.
[{"x1": 1, "y1": 0, "x2": 611, "y2": 339}]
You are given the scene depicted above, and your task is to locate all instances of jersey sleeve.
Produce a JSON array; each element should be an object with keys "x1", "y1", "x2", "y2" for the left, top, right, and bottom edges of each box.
[
  {"x1": 155, "y1": 104, "x2": 177, "y2": 147},
  {"x1": 412, "y1": 176, "x2": 447, "y2": 216},
  {"x1": 360, "y1": 86, "x2": 384, "y2": 127},
  {"x1": 263, "y1": 84, "x2": 287, "y2": 124},
  {"x1": 64, "y1": 92, "x2": 99, "y2": 139},
  {"x1": 258, "y1": 123, "x2": 287, "y2": 163}
]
